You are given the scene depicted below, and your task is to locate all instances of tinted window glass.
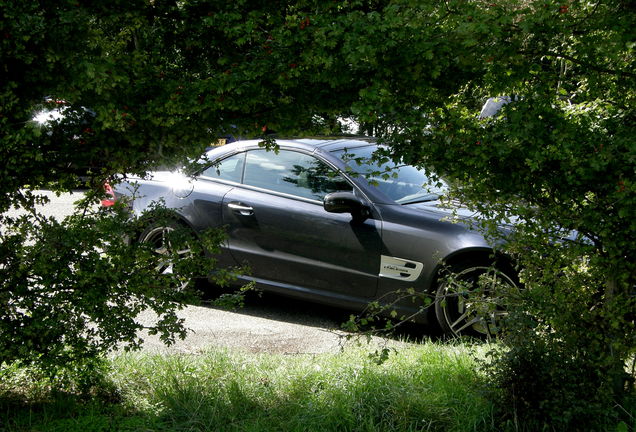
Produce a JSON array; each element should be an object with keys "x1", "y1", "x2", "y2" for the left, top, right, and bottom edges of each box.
[
  {"x1": 243, "y1": 150, "x2": 351, "y2": 200},
  {"x1": 200, "y1": 153, "x2": 245, "y2": 183},
  {"x1": 334, "y1": 145, "x2": 447, "y2": 204}
]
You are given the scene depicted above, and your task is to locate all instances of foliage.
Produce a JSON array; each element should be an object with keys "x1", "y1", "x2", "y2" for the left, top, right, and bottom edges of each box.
[
  {"x1": 0, "y1": 191, "x2": 236, "y2": 372},
  {"x1": 389, "y1": 2, "x2": 636, "y2": 428},
  {"x1": 0, "y1": 0, "x2": 253, "y2": 376},
  {"x1": 479, "y1": 229, "x2": 635, "y2": 429},
  {"x1": 2, "y1": 0, "x2": 635, "y2": 427}
]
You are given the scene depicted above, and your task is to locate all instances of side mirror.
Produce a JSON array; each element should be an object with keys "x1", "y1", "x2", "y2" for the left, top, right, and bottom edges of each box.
[{"x1": 323, "y1": 192, "x2": 370, "y2": 222}]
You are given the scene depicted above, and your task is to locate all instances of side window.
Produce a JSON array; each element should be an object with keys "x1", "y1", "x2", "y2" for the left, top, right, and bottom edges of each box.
[
  {"x1": 200, "y1": 153, "x2": 245, "y2": 183},
  {"x1": 243, "y1": 150, "x2": 352, "y2": 200}
]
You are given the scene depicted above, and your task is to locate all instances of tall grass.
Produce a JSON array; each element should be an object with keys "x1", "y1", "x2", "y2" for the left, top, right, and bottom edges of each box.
[{"x1": 2, "y1": 342, "x2": 496, "y2": 432}]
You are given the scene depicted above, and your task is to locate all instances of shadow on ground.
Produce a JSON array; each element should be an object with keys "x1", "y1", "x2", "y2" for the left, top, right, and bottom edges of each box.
[{"x1": 199, "y1": 283, "x2": 444, "y2": 343}]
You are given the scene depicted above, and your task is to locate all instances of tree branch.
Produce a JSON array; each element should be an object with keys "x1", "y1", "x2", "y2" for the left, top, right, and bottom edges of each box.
[{"x1": 532, "y1": 51, "x2": 636, "y2": 79}]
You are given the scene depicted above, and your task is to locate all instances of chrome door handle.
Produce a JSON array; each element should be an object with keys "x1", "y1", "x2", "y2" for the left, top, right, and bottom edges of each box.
[{"x1": 228, "y1": 202, "x2": 255, "y2": 216}]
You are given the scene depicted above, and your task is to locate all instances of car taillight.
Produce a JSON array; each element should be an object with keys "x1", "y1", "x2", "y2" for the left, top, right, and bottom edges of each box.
[{"x1": 101, "y1": 182, "x2": 116, "y2": 207}]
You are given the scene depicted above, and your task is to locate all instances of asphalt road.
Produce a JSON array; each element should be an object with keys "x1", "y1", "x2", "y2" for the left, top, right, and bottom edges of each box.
[{"x1": 6, "y1": 190, "x2": 426, "y2": 355}]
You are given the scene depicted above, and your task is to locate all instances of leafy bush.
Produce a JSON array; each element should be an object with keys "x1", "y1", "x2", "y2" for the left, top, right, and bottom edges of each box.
[
  {"x1": 0, "y1": 189, "x2": 234, "y2": 375},
  {"x1": 478, "y1": 232, "x2": 636, "y2": 430}
]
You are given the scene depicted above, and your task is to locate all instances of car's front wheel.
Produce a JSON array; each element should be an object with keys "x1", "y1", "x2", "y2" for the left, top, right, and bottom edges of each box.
[{"x1": 434, "y1": 262, "x2": 517, "y2": 338}]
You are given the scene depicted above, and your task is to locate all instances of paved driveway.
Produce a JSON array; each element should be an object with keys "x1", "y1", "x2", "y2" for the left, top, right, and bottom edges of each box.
[{"x1": 133, "y1": 292, "x2": 353, "y2": 355}]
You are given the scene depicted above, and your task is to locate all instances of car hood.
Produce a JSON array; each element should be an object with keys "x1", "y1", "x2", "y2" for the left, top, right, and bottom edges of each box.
[
  {"x1": 407, "y1": 200, "x2": 584, "y2": 243},
  {"x1": 405, "y1": 199, "x2": 483, "y2": 221},
  {"x1": 404, "y1": 199, "x2": 518, "y2": 240}
]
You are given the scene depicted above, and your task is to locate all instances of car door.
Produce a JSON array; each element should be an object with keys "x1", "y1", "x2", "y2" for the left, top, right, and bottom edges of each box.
[
  {"x1": 222, "y1": 148, "x2": 382, "y2": 299},
  {"x1": 186, "y1": 151, "x2": 246, "y2": 268}
]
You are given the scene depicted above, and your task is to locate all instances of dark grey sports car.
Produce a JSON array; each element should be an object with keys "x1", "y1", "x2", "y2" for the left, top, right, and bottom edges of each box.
[{"x1": 112, "y1": 138, "x2": 516, "y2": 337}]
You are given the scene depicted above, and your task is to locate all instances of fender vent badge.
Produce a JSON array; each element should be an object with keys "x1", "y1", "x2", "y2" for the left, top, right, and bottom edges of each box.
[{"x1": 379, "y1": 255, "x2": 424, "y2": 282}]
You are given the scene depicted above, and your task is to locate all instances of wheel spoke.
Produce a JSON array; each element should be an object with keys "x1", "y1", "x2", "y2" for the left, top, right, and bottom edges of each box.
[
  {"x1": 456, "y1": 296, "x2": 465, "y2": 314},
  {"x1": 452, "y1": 315, "x2": 482, "y2": 333},
  {"x1": 450, "y1": 310, "x2": 471, "y2": 329},
  {"x1": 154, "y1": 246, "x2": 169, "y2": 255},
  {"x1": 155, "y1": 261, "x2": 174, "y2": 274},
  {"x1": 175, "y1": 247, "x2": 191, "y2": 256}
]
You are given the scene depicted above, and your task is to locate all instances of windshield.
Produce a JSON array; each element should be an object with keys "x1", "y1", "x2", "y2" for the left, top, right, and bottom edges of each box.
[{"x1": 333, "y1": 145, "x2": 447, "y2": 204}]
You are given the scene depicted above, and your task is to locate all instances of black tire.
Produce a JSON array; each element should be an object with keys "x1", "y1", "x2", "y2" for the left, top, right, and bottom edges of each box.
[{"x1": 434, "y1": 261, "x2": 517, "y2": 338}]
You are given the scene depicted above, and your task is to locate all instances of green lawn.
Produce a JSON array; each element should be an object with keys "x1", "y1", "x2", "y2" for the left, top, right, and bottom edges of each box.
[{"x1": 1, "y1": 342, "x2": 497, "y2": 432}]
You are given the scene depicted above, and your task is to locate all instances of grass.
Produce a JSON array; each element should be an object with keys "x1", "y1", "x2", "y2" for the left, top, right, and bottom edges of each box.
[{"x1": 0, "y1": 342, "x2": 496, "y2": 432}]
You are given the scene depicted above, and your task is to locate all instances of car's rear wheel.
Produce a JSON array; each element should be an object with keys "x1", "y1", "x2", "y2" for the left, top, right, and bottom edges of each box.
[
  {"x1": 139, "y1": 222, "x2": 198, "y2": 291},
  {"x1": 435, "y1": 262, "x2": 517, "y2": 338}
]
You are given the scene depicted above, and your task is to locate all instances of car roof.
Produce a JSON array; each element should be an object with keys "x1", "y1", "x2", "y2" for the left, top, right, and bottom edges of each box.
[
  {"x1": 292, "y1": 137, "x2": 376, "y2": 152},
  {"x1": 208, "y1": 137, "x2": 376, "y2": 156}
]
